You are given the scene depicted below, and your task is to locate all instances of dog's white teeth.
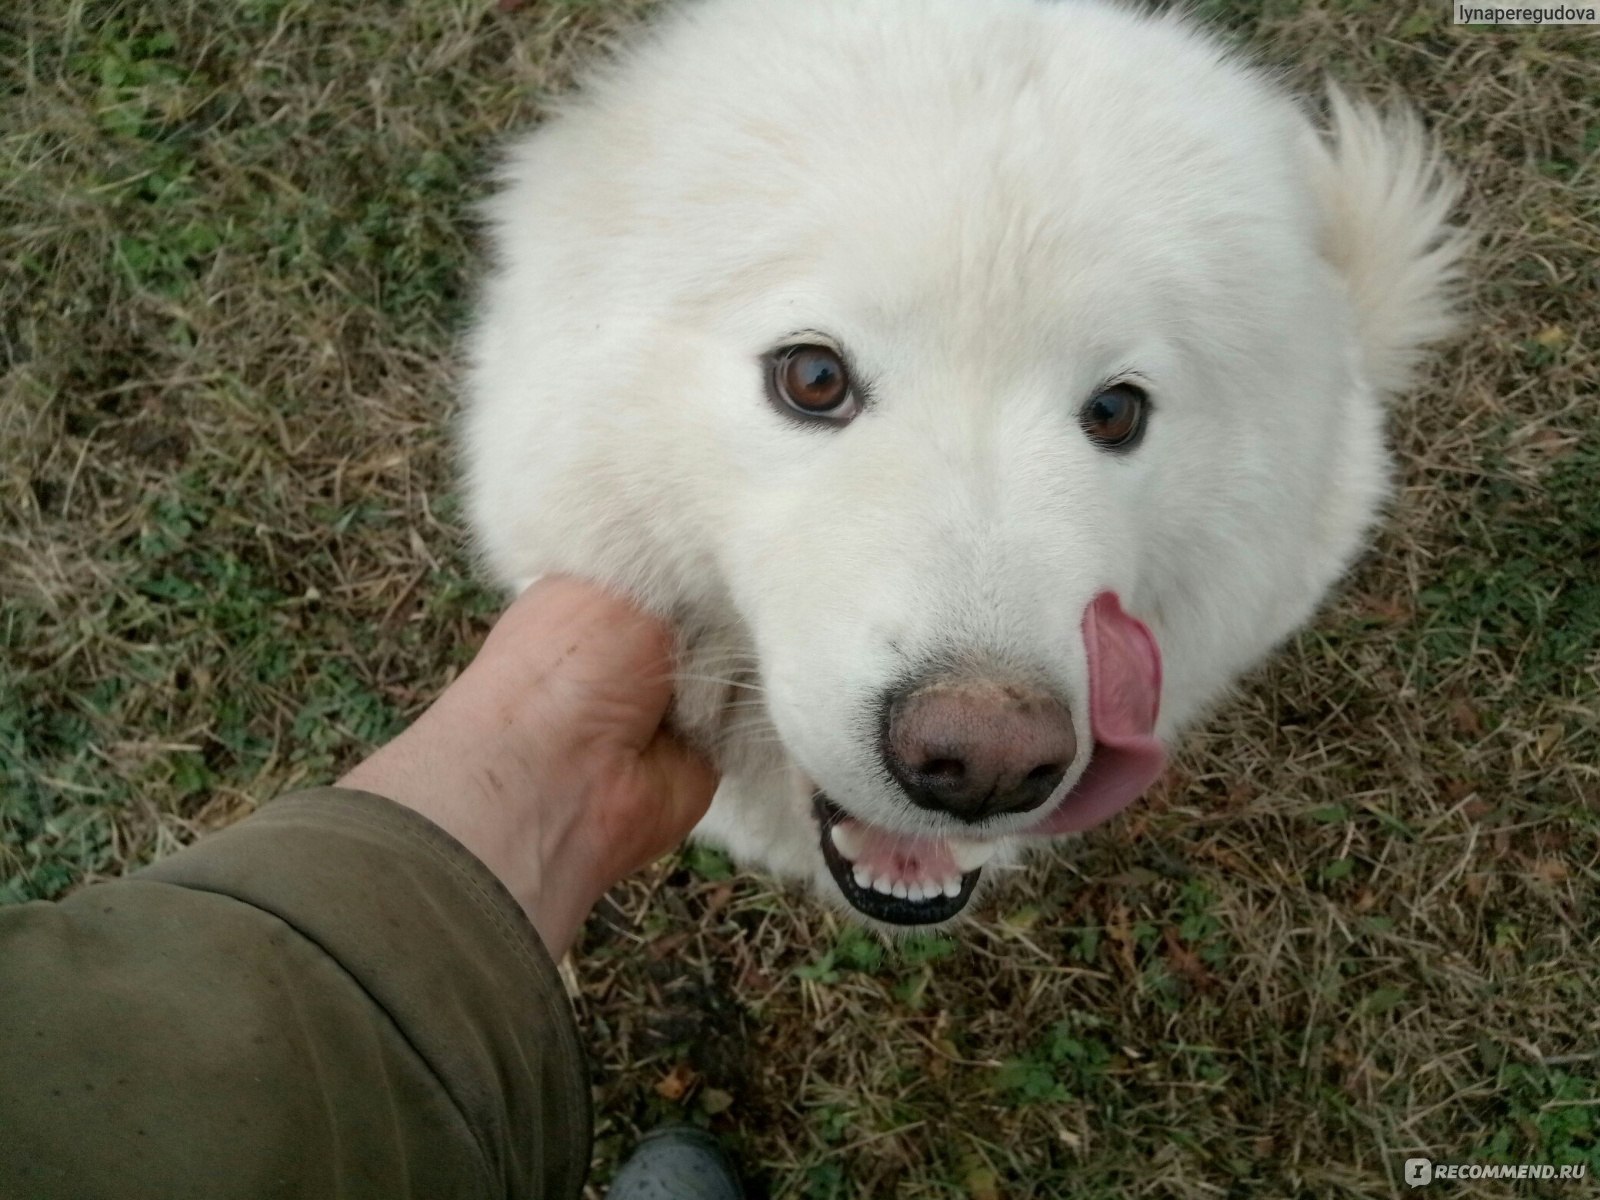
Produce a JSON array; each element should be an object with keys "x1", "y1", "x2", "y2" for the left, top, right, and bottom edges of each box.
[
  {"x1": 829, "y1": 822, "x2": 866, "y2": 862},
  {"x1": 831, "y1": 822, "x2": 985, "y2": 903},
  {"x1": 849, "y1": 872, "x2": 954, "y2": 905},
  {"x1": 948, "y1": 838, "x2": 998, "y2": 873}
]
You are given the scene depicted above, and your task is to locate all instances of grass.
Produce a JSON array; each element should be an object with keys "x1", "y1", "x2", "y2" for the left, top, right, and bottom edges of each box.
[{"x1": 2, "y1": 0, "x2": 1597, "y2": 1196}]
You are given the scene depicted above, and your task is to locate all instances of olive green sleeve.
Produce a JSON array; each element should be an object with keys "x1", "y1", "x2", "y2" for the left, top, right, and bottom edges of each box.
[{"x1": 0, "y1": 787, "x2": 590, "y2": 1200}]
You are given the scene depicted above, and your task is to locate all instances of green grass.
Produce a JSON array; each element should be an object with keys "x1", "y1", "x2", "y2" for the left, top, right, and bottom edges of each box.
[{"x1": 4, "y1": 0, "x2": 1598, "y2": 1195}]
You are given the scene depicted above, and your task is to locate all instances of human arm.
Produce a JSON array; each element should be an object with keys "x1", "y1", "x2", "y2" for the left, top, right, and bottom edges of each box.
[{"x1": 0, "y1": 577, "x2": 718, "y2": 1199}]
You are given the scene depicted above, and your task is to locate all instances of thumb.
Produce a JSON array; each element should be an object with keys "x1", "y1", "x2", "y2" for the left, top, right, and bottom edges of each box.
[{"x1": 642, "y1": 731, "x2": 721, "y2": 847}]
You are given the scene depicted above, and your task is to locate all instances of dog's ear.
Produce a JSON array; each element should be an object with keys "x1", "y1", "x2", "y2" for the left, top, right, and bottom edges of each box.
[{"x1": 1305, "y1": 85, "x2": 1470, "y2": 397}]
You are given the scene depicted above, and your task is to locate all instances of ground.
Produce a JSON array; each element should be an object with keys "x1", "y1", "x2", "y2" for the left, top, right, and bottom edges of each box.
[{"x1": 1, "y1": 0, "x2": 1596, "y2": 1196}]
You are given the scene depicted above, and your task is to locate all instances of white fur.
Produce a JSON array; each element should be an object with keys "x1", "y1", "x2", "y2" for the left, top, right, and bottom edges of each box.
[{"x1": 461, "y1": 0, "x2": 1464, "y2": 917}]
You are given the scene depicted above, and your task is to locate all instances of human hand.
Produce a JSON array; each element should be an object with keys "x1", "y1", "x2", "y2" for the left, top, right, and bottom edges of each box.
[{"x1": 340, "y1": 575, "x2": 720, "y2": 956}]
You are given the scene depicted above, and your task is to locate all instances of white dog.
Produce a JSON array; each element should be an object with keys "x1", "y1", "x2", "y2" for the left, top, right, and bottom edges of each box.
[{"x1": 462, "y1": 0, "x2": 1463, "y2": 927}]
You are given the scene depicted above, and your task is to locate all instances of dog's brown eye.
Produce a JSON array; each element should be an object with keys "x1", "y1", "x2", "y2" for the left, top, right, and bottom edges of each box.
[
  {"x1": 1080, "y1": 383, "x2": 1149, "y2": 451},
  {"x1": 772, "y1": 345, "x2": 856, "y2": 421}
]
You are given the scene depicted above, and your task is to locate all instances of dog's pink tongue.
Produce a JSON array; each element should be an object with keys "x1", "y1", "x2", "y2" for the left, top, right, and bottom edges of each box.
[{"x1": 1034, "y1": 591, "x2": 1166, "y2": 835}]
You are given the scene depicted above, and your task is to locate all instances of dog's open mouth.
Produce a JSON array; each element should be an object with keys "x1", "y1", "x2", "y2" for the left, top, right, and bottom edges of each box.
[
  {"x1": 806, "y1": 593, "x2": 1168, "y2": 926},
  {"x1": 813, "y1": 793, "x2": 990, "y2": 925}
]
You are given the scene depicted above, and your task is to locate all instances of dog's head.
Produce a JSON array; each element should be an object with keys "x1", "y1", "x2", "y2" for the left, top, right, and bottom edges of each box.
[{"x1": 463, "y1": 0, "x2": 1463, "y2": 926}]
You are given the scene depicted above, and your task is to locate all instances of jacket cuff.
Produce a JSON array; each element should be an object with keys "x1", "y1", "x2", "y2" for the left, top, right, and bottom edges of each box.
[{"x1": 137, "y1": 786, "x2": 590, "y2": 1200}]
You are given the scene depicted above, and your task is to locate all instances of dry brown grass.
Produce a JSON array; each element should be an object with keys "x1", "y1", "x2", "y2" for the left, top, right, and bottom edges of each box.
[{"x1": 2, "y1": 1, "x2": 1596, "y2": 1196}]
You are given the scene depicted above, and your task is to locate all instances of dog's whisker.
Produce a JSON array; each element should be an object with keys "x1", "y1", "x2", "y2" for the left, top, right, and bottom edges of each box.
[
  {"x1": 669, "y1": 672, "x2": 767, "y2": 693},
  {"x1": 680, "y1": 649, "x2": 761, "y2": 664},
  {"x1": 710, "y1": 733, "x2": 787, "y2": 753},
  {"x1": 714, "y1": 718, "x2": 780, "y2": 734}
]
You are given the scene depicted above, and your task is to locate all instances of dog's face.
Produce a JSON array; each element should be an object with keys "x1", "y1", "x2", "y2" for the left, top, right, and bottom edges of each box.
[{"x1": 464, "y1": 0, "x2": 1459, "y2": 926}]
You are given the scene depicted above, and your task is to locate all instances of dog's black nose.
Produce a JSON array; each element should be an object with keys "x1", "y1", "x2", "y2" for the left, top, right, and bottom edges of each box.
[{"x1": 881, "y1": 677, "x2": 1077, "y2": 823}]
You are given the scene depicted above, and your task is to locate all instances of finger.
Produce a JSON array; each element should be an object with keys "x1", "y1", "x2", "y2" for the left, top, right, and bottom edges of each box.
[
  {"x1": 524, "y1": 574, "x2": 672, "y2": 645},
  {"x1": 644, "y1": 731, "x2": 721, "y2": 839},
  {"x1": 487, "y1": 576, "x2": 683, "y2": 738},
  {"x1": 522, "y1": 575, "x2": 680, "y2": 692}
]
